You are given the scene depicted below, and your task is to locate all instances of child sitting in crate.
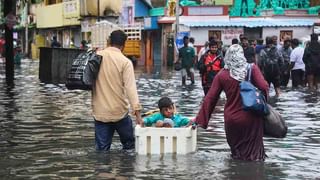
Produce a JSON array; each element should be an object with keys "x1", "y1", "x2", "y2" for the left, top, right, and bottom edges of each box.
[{"x1": 143, "y1": 97, "x2": 190, "y2": 128}]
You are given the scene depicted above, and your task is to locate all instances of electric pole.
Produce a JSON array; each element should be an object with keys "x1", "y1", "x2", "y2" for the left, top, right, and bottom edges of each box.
[
  {"x1": 175, "y1": 0, "x2": 179, "y2": 38},
  {"x1": 4, "y1": 0, "x2": 16, "y2": 86},
  {"x1": 175, "y1": 0, "x2": 180, "y2": 62},
  {"x1": 25, "y1": 0, "x2": 29, "y2": 56}
]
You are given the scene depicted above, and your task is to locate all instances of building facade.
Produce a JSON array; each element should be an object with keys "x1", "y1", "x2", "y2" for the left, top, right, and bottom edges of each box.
[{"x1": 153, "y1": 0, "x2": 320, "y2": 65}]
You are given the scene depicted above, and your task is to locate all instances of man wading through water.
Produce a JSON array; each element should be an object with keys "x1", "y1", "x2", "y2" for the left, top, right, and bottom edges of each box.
[
  {"x1": 258, "y1": 37, "x2": 284, "y2": 97},
  {"x1": 93, "y1": 30, "x2": 143, "y2": 151},
  {"x1": 177, "y1": 36, "x2": 196, "y2": 85}
]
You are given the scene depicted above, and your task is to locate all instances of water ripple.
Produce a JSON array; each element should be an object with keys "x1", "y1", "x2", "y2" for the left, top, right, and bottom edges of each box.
[{"x1": 0, "y1": 60, "x2": 319, "y2": 179}]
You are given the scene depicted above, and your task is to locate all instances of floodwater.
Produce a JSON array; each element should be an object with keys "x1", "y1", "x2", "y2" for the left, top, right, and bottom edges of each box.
[{"x1": 0, "y1": 59, "x2": 320, "y2": 180}]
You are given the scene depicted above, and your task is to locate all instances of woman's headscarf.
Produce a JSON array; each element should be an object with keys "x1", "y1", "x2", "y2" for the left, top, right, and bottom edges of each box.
[{"x1": 224, "y1": 44, "x2": 248, "y2": 81}]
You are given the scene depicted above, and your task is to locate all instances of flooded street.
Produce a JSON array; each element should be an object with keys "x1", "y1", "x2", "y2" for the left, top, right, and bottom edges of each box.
[{"x1": 0, "y1": 59, "x2": 320, "y2": 179}]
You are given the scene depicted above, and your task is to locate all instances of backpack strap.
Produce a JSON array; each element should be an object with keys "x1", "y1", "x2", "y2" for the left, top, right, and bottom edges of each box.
[{"x1": 246, "y1": 63, "x2": 253, "y2": 82}]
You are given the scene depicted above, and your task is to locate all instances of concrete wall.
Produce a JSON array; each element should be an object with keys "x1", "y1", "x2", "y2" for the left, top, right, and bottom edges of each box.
[
  {"x1": 37, "y1": 3, "x2": 64, "y2": 28},
  {"x1": 190, "y1": 27, "x2": 244, "y2": 46}
]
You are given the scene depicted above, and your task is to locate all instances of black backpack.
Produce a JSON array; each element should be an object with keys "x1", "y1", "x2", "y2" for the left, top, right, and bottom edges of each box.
[
  {"x1": 264, "y1": 47, "x2": 278, "y2": 66},
  {"x1": 66, "y1": 50, "x2": 102, "y2": 90},
  {"x1": 306, "y1": 47, "x2": 320, "y2": 69}
]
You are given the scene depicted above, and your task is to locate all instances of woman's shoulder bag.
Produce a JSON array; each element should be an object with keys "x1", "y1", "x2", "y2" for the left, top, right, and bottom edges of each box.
[{"x1": 239, "y1": 64, "x2": 269, "y2": 115}]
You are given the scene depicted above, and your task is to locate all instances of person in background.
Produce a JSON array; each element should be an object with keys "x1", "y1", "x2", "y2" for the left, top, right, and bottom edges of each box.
[
  {"x1": 198, "y1": 41, "x2": 209, "y2": 62},
  {"x1": 255, "y1": 39, "x2": 265, "y2": 66},
  {"x1": 231, "y1": 38, "x2": 239, "y2": 45},
  {"x1": 0, "y1": 35, "x2": 5, "y2": 58},
  {"x1": 191, "y1": 44, "x2": 269, "y2": 161},
  {"x1": 251, "y1": 39, "x2": 257, "y2": 49},
  {"x1": 93, "y1": 30, "x2": 143, "y2": 151},
  {"x1": 259, "y1": 37, "x2": 284, "y2": 97},
  {"x1": 143, "y1": 97, "x2": 190, "y2": 128},
  {"x1": 279, "y1": 39, "x2": 292, "y2": 87},
  {"x1": 216, "y1": 40, "x2": 226, "y2": 57},
  {"x1": 14, "y1": 40, "x2": 23, "y2": 65},
  {"x1": 242, "y1": 36, "x2": 256, "y2": 64},
  {"x1": 272, "y1": 35, "x2": 282, "y2": 50},
  {"x1": 80, "y1": 40, "x2": 88, "y2": 50},
  {"x1": 255, "y1": 39, "x2": 264, "y2": 55},
  {"x1": 189, "y1": 37, "x2": 198, "y2": 63},
  {"x1": 290, "y1": 38, "x2": 305, "y2": 88},
  {"x1": 198, "y1": 41, "x2": 224, "y2": 95},
  {"x1": 239, "y1": 34, "x2": 245, "y2": 45},
  {"x1": 51, "y1": 36, "x2": 61, "y2": 48},
  {"x1": 303, "y1": 34, "x2": 320, "y2": 90},
  {"x1": 177, "y1": 36, "x2": 196, "y2": 85}
]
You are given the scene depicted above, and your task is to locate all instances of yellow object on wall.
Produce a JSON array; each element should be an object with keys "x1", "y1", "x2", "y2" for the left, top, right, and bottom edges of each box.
[
  {"x1": 168, "y1": 0, "x2": 176, "y2": 17},
  {"x1": 31, "y1": 35, "x2": 45, "y2": 60},
  {"x1": 35, "y1": 35, "x2": 45, "y2": 47},
  {"x1": 31, "y1": 43, "x2": 38, "y2": 60},
  {"x1": 123, "y1": 40, "x2": 141, "y2": 58}
]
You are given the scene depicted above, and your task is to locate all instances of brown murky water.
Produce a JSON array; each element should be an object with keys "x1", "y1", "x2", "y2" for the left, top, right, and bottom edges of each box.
[{"x1": 0, "y1": 59, "x2": 319, "y2": 179}]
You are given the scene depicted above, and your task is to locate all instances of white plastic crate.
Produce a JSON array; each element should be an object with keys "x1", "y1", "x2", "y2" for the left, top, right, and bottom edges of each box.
[{"x1": 135, "y1": 125, "x2": 197, "y2": 154}]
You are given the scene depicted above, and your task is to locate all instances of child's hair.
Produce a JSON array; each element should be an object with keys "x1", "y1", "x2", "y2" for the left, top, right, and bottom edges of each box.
[{"x1": 158, "y1": 97, "x2": 173, "y2": 110}]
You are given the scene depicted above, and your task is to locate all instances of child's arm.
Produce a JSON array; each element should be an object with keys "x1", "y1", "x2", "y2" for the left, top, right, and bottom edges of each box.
[
  {"x1": 143, "y1": 113, "x2": 163, "y2": 126},
  {"x1": 174, "y1": 114, "x2": 190, "y2": 127}
]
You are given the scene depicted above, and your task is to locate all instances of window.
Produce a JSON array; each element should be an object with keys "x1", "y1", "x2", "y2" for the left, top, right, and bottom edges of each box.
[
  {"x1": 280, "y1": 30, "x2": 293, "y2": 42},
  {"x1": 208, "y1": 30, "x2": 222, "y2": 41},
  {"x1": 244, "y1": 27, "x2": 262, "y2": 40}
]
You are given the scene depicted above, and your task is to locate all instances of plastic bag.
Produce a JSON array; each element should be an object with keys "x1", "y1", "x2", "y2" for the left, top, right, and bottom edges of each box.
[
  {"x1": 66, "y1": 50, "x2": 102, "y2": 90},
  {"x1": 264, "y1": 104, "x2": 288, "y2": 138}
]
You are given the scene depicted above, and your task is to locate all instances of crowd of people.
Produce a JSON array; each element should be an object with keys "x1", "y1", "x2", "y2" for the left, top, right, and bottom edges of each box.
[
  {"x1": 172, "y1": 32, "x2": 320, "y2": 161},
  {"x1": 90, "y1": 29, "x2": 320, "y2": 162},
  {"x1": 176, "y1": 33, "x2": 320, "y2": 96}
]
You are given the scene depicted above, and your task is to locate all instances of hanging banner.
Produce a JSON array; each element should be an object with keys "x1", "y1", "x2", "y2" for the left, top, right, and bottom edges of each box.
[{"x1": 175, "y1": 31, "x2": 190, "y2": 49}]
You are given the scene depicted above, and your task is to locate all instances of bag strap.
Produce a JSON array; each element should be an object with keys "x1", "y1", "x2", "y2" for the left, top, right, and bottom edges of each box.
[
  {"x1": 207, "y1": 54, "x2": 222, "y2": 66},
  {"x1": 246, "y1": 63, "x2": 253, "y2": 82}
]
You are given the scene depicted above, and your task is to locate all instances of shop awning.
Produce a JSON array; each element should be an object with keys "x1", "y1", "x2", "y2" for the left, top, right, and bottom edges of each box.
[
  {"x1": 180, "y1": 18, "x2": 316, "y2": 28},
  {"x1": 158, "y1": 17, "x2": 176, "y2": 24}
]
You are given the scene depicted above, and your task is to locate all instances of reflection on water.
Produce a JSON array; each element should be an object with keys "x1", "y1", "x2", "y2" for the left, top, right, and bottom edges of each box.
[{"x1": 0, "y1": 60, "x2": 320, "y2": 179}]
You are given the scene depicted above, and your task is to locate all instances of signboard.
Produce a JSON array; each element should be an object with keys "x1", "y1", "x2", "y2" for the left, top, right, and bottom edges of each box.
[
  {"x1": 144, "y1": 17, "x2": 159, "y2": 30},
  {"x1": 188, "y1": 6, "x2": 223, "y2": 16},
  {"x1": 222, "y1": 28, "x2": 244, "y2": 40},
  {"x1": 64, "y1": 1, "x2": 78, "y2": 17},
  {"x1": 81, "y1": 20, "x2": 90, "y2": 32}
]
